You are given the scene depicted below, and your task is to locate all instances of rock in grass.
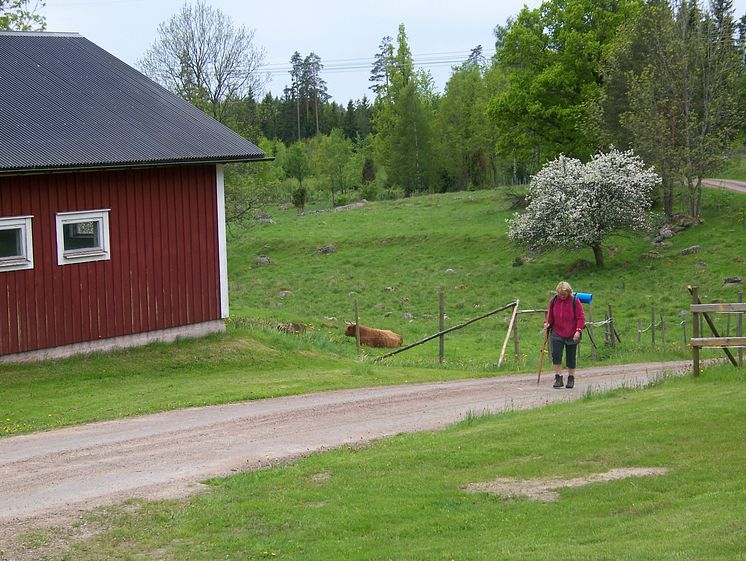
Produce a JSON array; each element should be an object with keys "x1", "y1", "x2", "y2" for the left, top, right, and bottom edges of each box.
[
  {"x1": 317, "y1": 245, "x2": 337, "y2": 255},
  {"x1": 679, "y1": 245, "x2": 701, "y2": 256}
]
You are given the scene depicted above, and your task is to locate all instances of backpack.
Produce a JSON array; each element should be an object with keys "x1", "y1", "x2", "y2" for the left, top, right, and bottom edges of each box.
[
  {"x1": 548, "y1": 294, "x2": 581, "y2": 341},
  {"x1": 550, "y1": 294, "x2": 578, "y2": 321}
]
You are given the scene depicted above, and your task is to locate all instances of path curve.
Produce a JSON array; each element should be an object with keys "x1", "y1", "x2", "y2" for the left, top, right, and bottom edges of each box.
[
  {"x1": 0, "y1": 361, "x2": 691, "y2": 527},
  {"x1": 702, "y1": 178, "x2": 746, "y2": 194}
]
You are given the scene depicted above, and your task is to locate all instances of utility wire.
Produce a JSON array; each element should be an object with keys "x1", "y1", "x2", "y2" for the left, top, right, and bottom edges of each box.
[{"x1": 259, "y1": 49, "x2": 496, "y2": 77}]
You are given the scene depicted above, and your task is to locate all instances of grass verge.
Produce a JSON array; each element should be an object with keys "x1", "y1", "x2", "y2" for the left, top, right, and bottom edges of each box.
[{"x1": 27, "y1": 363, "x2": 745, "y2": 561}]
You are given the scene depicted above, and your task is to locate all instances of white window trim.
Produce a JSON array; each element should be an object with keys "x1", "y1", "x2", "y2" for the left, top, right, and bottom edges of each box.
[
  {"x1": 216, "y1": 165, "x2": 229, "y2": 318},
  {"x1": 56, "y1": 209, "x2": 111, "y2": 266},
  {"x1": 0, "y1": 215, "x2": 34, "y2": 272}
]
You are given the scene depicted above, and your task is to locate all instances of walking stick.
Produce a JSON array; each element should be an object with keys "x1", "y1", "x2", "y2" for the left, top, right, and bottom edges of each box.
[{"x1": 537, "y1": 329, "x2": 549, "y2": 385}]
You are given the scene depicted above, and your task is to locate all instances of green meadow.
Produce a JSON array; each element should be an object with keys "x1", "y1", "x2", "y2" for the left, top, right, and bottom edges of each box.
[
  {"x1": 20, "y1": 365, "x2": 746, "y2": 561},
  {"x1": 2, "y1": 181, "x2": 746, "y2": 560},
  {"x1": 2, "y1": 185, "x2": 746, "y2": 436}
]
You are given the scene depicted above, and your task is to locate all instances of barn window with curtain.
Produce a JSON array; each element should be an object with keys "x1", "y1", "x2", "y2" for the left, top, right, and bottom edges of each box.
[
  {"x1": 56, "y1": 209, "x2": 111, "y2": 265},
  {"x1": 0, "y1": 216, "x2": 33, "y2": 271}
]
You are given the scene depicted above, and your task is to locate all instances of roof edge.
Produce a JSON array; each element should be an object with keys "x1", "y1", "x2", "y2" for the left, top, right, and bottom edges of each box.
[
  {"x1": 0, "y1": 156, "x2": 274, "y2": 177},
  {"x1": 0, "y1": 31, "x2": 82, "y2": 37}
]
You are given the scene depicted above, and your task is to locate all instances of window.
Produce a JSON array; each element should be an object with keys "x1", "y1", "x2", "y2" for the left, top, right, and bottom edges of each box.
[
  {"x1": 56, "y1": 209, "x2": 110, "y2": 265},
  {"x1": 0, "y1": 216, "x2": 34, "y2": 271}
]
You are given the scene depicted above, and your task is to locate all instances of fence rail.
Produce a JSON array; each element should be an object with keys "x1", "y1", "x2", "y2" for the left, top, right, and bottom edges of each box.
[{"x1": 690, "y1": 286, "x2": 744, "y2": 375}]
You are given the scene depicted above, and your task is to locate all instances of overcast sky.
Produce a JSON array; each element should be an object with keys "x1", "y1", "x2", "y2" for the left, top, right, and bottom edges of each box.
[{"x1": 42, "y1": 0, "x2": 746, "y2": 104}]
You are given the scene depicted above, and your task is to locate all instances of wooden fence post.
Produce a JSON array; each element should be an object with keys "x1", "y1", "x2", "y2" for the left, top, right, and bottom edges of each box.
[
  {"x1": 651, "y1": 304, "x2": 656, "y2": 346},
  {"x1": 682, "y1": 320, "x2": 687, "y2": 348},
  {"x1": 439, "y1": 291, "x2": 445, "y2": 365},
  {"x1": 588, "y1": 302, "x2": 597, "y2": 360},
  {"x1": 354, "y1": 299, "x2": 361, "y2": 356},
  {"x1": 498, "y1": 300, "x2": 520, "y2": 368},
  {"x1": 739, "y1": 290, "x2": 744, "y2": 367},
  {"x1": 637, "y1": 319, "x2": 642, "y2": 345},
  {"x1": 513, "y1": 308, "x2": 521, "y2": 364},
  {"x1": 691, "y1": 287, "x2": 700, "y2": 376},
  {"x1": 661, "y1": 314, "x2": 666, "y2": 346}
]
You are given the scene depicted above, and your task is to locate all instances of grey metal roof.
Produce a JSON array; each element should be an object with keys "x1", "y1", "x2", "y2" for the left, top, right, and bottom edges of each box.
[{"x1": 0, "y1": 31, "x2": 265, "y2": 174}]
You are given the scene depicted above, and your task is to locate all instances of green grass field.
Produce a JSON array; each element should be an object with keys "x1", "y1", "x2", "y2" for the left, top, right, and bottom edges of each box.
[
  {"x1": 716, "y1": 147, "x2": 746, "y2": 180},
  {"x1": 24, "y1": 364, "x2": 745, "y2": 560},
  {"x1": 3, "y1": 177, "x2": 746, "y2": 559},
  {"x1": 228, "y1": 185, "x2": 746, "y2": 365},
  {"x1": 2, "y1": 184, "x2": 745, "y2": 437}
]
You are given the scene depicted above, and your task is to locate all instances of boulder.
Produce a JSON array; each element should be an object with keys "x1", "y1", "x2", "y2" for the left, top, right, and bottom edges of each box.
[
  {"x1": 679, "y1": 245, "x2": 701, "y2": 256},
  {"x1": 642, "y1": 251, "x2": 664, "y2": 259},
  {"x1": 316, "y1": 245, "x2": 337, "y2": 255},
  {"x1": 255, "y1": 255, "x2": 271, "y2": 266},
  {"x1": 255, "y1": 213, "x2": 275, "y2": 224}
]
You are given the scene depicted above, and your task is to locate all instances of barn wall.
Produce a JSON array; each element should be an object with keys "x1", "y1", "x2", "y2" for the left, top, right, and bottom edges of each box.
[{"x1": 0, "y1": 165, "x2": 221, "y2": 356}]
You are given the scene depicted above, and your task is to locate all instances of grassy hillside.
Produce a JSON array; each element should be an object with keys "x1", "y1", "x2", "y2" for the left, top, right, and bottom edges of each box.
[
  {"x1": 28, "y1": 365, "x2": 746, "y2": 561},
  {"x1": 2, "y1": 184, "x2": 744, "y2": 437},
  {"x1": 717, "y1": 147, "x2": 746, "y2": 180},
  {"x1": 228, "y1": 186, "x2": 746, "y2": 367}
]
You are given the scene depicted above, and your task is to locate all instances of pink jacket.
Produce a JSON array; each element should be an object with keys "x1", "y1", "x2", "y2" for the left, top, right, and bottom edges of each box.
[{"x1": 546, "y1": 296, "x2": 586, "y2": 338}]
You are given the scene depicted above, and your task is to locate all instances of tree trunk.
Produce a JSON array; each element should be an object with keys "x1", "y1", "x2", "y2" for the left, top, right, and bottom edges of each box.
[
  {"x1": 592, "y1": 244, "x2": 605, "y2": 267},
  {"x1": 314, "y1": 89, "x2": 320, "y2": 135},
  {"x1": 296, "y1": 95, "x2": 301, "y2": 141},
  {"x1": 663, "y1": 177, "x2": 674, "y2": 219}
]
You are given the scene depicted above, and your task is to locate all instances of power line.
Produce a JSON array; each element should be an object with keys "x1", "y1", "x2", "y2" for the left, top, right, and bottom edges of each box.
[{"x1": 260, "y1": 49, "x2": 496, "y2": 77}]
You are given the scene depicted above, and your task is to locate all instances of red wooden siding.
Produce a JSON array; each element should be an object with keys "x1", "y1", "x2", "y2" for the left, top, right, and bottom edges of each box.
[{"x1": 0, "y1": 165, "x2": 221, "y2": 356}]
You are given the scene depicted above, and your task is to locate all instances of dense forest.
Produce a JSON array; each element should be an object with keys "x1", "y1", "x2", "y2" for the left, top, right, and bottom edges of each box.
[
  {"x1": 5, "y1": 0, "x2": 745, "y2": 220},
  {"x1": 209, "y1": 0, "x2": 744, "y2": 222}
]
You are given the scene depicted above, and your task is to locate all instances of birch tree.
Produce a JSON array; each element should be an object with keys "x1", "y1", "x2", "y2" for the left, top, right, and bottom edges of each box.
[
  {"x1": 139, "y1": 1, "x2": 266, "y2": 123},
  {"x1": 0, "y1": 0, "x2": 45, "y2": 30}
]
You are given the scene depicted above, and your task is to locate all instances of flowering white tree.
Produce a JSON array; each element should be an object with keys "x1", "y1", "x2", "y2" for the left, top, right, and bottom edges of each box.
[{"x1": 507, "y1": 148, "x2": 661, "y2": 267}]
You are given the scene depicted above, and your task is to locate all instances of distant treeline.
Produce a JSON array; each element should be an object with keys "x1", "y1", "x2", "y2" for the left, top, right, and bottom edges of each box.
[{"x1": 140, "y1": 0, "x2": 746, "y2": 217}]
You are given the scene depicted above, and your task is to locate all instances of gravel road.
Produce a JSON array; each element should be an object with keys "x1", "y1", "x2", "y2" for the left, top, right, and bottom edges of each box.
[
  {"x1": 702, "y1": 178, "x2": 746, "y2": 194},
  {"x1": 0, "y1": 360, "x2": 692, "y2": 531}
]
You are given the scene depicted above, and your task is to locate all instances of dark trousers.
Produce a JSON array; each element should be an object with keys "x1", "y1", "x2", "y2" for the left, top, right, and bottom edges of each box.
[{"x1": 550, "y1": 332, "x2": 578, "y2": 369}]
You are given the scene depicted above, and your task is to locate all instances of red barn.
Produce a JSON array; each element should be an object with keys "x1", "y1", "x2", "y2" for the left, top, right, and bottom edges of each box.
[{"x1": 0, "y1": 31, "x2": 266, "y2": 361}]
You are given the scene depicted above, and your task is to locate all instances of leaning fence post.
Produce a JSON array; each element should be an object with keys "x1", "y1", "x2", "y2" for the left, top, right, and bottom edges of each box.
[
  {"x1": 513, "y1": 309, "x2": 521, "y2": 364},
  {"x1": 691, "y1": 287, "x2": 700, "y2": 376},
  {"x1": 498, "y1": 300, "x2": 520, "y2": 368},
  {"x1": 439, "y1": 291, "x2": 445, "y2": 365},
  {"x1": 354, "y1": 299, "x2": 361, "y2": 356}
]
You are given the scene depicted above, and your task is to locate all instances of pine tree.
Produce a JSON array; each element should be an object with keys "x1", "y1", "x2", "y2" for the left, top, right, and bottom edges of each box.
[
  {"x1": 369, "y1": 36, "x2": 393, "y2": 95},
  {"x1": 288, "y1": 51, "x2": 304, "y2": 141},
  {"x1": 373, "y1": 24, "x2": 434, "y2": 195}
]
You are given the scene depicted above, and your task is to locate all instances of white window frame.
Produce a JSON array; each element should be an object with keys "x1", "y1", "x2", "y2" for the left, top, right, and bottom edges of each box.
[
  {"x1": 56, "y1": 209, "x2": 111, "y2": 266},
  {"x1": 0, "y1": 215, "x2": 34, "y2": 272}
]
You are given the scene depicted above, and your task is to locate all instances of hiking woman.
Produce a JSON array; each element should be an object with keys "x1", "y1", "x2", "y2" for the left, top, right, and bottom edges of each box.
[{"x1": 543, "y1": 281, "x2": 586, "y2": 389}]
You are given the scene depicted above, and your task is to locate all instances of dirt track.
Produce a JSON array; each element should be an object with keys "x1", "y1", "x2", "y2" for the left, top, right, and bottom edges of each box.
[
  {"x1": 702, "y1": 178, "x2": 746, "y2": 194},
  {"x1": 0, "y1": 360, "x2": 692, "y2": 533}
]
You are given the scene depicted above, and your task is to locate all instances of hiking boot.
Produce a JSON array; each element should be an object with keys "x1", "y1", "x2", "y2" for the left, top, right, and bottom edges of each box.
[
  {"x1": 566, "y1": 375, "x2": 575, "y2": 389},
  {"x1": 553, "y1": 374, "x2": 564, "y2": 389}
]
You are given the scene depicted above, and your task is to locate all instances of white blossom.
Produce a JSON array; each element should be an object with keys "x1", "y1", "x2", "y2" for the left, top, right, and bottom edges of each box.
[{"x1": 507, "y1": 148, "x2": 662, "y2": 264}]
